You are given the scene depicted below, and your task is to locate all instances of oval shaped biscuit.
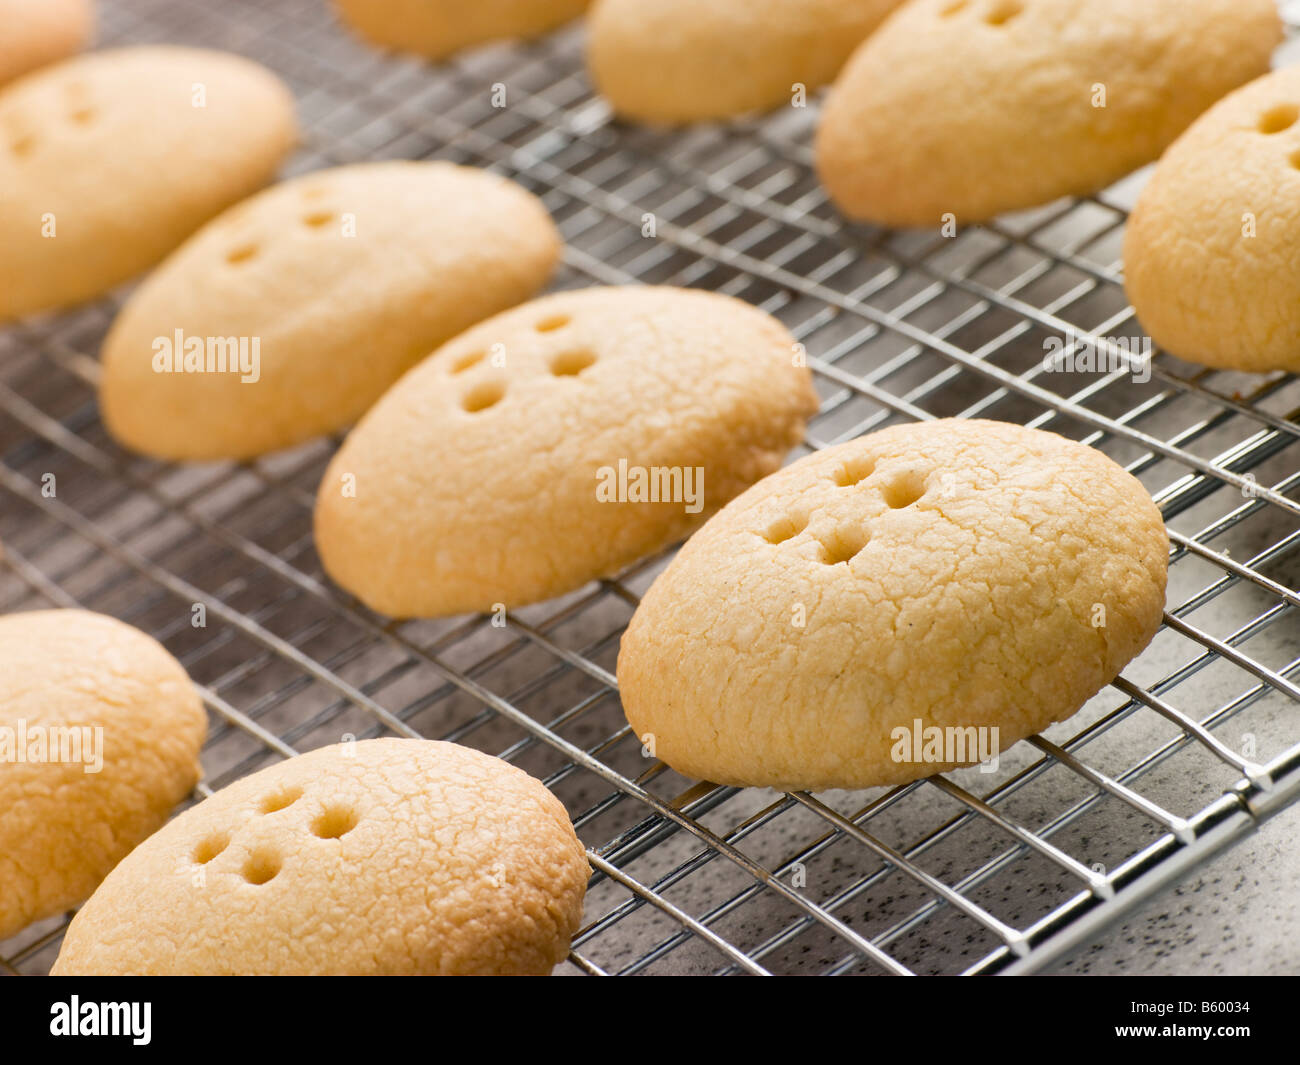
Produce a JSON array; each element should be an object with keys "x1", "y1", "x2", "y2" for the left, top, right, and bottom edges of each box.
[
  {"x1": 0, "y1": 46, "x2": 296, "y2": 321},
  {"x1": 52, "y1": 739, "x2": 589, "y2": 975},
  {"x1": 99, "y1": 161, "x2": 561, "y2": 461},
  {"x1": 617, "y1": 419, "x2": 1169, "y2": 792},
  {"x1": 815, "y1": 0, "x2": 1280, "y2": 227},
  {"x1": 587, "y1": 0, "x2": 904, "y2": 124},
  {"x1": 314, "y1": 286, "x2": 819, "y2": 618},
  {"x1": 0, "y1": 0, "x2": 93, "y2": 87},
  {"x1": 1124, "y1": 66, "x2": 1300, "y2": 374},
  {"x1": 0, "y1": 610, "x2": 206, "y2": 941},
  {"x1": 334, "y1": 0, "x2": 590, "y2": 60}
]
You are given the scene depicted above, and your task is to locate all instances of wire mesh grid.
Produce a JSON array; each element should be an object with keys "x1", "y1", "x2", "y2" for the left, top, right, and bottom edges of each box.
[{"x1": 2, "y1": 0, "x2": 1299, "y2": 976}]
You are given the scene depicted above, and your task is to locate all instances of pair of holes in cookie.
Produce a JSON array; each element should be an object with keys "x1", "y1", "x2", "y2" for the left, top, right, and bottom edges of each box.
[
  {"x1": 223, "y1": 208, "x2": 338, "y2": 266},
  {"x1": 763, "y1": 512, "x2": 872, "y2": 565},
  {"x1": 191, "y1": 832, "x2": 280, "y2": 886},
  {"x1": 833, "y1": 459, "x2": 927, "y2": 510},
  {"x1": 458, "y1": 353, "x2": 595, "y2": 410},
  {"x1": 241, "y1": 809, "x2": 357, "y2": 883},
  {"x1": 7, "y1": 103, "x2": 97, "y2": 156},
  {"x1": 942, "y1": 0, "x2": 1022, "y2": 24}
]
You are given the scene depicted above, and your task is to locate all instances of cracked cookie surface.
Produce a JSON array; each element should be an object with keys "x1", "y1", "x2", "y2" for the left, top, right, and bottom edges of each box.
[
  {"x1": 0, "y1": 610, "x2": 205, "y2": 941},
  {"x1": 315, "y1": 285, "x2": 818, "y2": 618},
  {"x1": 617, "y1": 419, "x2": 1169, "y2": 791},
  {"x1": 53, "y1": 738, "x2": 589, "y2": 975}
]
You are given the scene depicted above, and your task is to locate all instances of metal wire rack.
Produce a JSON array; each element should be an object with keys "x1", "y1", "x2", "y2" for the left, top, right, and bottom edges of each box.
[{"x1": 3, "y1": 0, "x2": 1299, "y2": 976}]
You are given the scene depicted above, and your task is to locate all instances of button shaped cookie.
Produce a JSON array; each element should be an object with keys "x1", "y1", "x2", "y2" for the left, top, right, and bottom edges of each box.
[
  {"x1": 0, "y1": 0, "x2": 93, "y2": 87},
  {"x1": 815, "y1": 0, "x2": 1281, "y2": 227},
  {"x1": 1124, "y1": 66, "x2": 1300, "y2": 374},
  {"x1": 334, "y1": 0, "x2": 590, "y2": 60},
  {"x1": 587, "y1": 0, "x2": 904, "y2": 124},
  {"x1": 0, "y1": 47, "x2": 296, "y2": 322},
  {"x1": 99, "y1": 161, "x2": 561, "y2": 461},
  {"x1": 52, "y1": 739, "x2": 589, "y2": 976},
  {"x1": 314, "y1": 285, "x2": 819, "y2": 618},
  {"x1": 617, "y1": 419, "x2": 1169, "y2": 792},
  {"x1": 0, "y1": 610, "x2": 206, "y2": 941}
]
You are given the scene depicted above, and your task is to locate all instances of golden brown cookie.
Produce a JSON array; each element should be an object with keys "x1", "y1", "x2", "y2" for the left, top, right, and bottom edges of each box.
[
  {"x1": 0, "y1": 610, "x2": 206, "y2": 941},
  {"x1": 100, "y1": 161, "x2": 561, "y2": 461},
  {"x1": 816, "y1": 0, "x2": 1280, "y2": 227},
  {"x1": 618, "y1": 419, "x2": 1169, "y2": 792},
  {"x1": 1124, "y1": 65, "x2": 1300, "y2": 374},
  {"x1": 0, "y1": 0, "x2": 93, "y2": 87},
  {"x1": 0, "y1": 46, "x2": 296, "y2": 321},
  {"x1": 588, "y1": 0, "x2": 904, "y2": 123},
  {"x1": 334, "y1": 0, "x2": 589, "y2": 60},
  {"x1": 314, "y1": 285, "x2": 819, "y2": 618},
  {"x1": 52, "y1": 739, "x2": 589, "y2": 975}
]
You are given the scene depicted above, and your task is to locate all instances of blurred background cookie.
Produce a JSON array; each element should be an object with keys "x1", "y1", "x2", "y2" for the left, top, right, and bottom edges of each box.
[
  {"x1": 816, "y1": 0, "x2": 1281, "y2": 226},
  {"x1": 0, "y1": 0, "x2": 94, "y2": 87},
  {"x1": 334, "y1": 0, "x2": 590, "y2": 60},
  {"x1": 588, "y1": 0, "x2": 904, "y2": 124},
  {"x1": 100, "y1": 161, "x2": 561, "y2": 461},
  {"x1": 0, "y1": 46, "x2": 296, "y2": 321}
]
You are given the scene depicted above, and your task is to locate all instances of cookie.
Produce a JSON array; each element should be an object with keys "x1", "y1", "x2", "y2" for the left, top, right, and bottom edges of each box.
[
  {"x1": 617, "y1": 419, "x2": 1168, "y2": 792},
  {"x1": 0, "y1": 610, "x2": 206, "y2": 942},
  {"x1": 52, "y1": 739, "x2": 589, "y2": 975},
  {"x1": 815, "y1": 0, "x2": 1281, "y2": 227},
  {"x1": 1124, "y1": 66, "x2": 1300, "y2": 374},
  {"x1": 334, "y1": 0, "x2": 590, "y2": 60},
  {"x1": 0, "y1": 0, "x2": 93, "y2": 87},
  {"x1": 99, "y1": 161, "x2": 561, "y2": 462},
  {"x1": 587, "y1": 0, "x2": 904, "y2": 124},
  {"x1": 0, "y1": 46, "x2": 296, "y2": 322},
  {"x1": 314, "y1": 285, "x2": 818, "y2": 618}
]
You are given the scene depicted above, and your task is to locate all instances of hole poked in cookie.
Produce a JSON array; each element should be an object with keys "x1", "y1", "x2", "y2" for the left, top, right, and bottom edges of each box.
[
  {"x1": 9, "y1": 133, "x2": 35, "y2": 157},
  {"x1": 260, "y1": 786, "x2": 303, "y2": 814},
  {"x1": 1259, "y1": 104, "x2": 1298, "y2": 135},
  {"x1": 833, "y1": 455, "x2": 875, "y2": 487},
  {"x1": 226, "y1": 243, "x2": 259, "y2": 266},
  {"x1": 763, "y1": 511, "x2": 809, "y2": 545},
  {"x1": 549, "y1": 348, "x2": 597, "y2": 377},
  {"x1": 450, "y1": 349, "x2": 486, "y2": 374},
  {"x1": 461, "y1": 379, "x2": 506, "y2": 413},
  {"x1": 68, "y1": 105, "x2": 97, "y2": 125},
  {"x1": 819, "y1": 526, "x2": 871, "y2": 566},
  {"x1": 241, "y1": 848, "x2": 282, "y2": 885},
  {"x1": 302, "y1": 211, "x2": 336, "y2": 230},
  {"x1": 193, "y1": 832, "x2": 230, "y2": 865},
  {"x1": 311, "y1": 805, "x2": 359, "y2": 840},
  {"x1": 940, "y1": 0, "x2": 968, "y2": 14},
  {"x1": 535, "y1": 314, "x2": 571, "y2": 333},
  {"x1": 1290, "y1": 149, "x2": 1300, "y2": 171},
  {"x1": 984, "y1": 0, "x2": 1023, "y2": 25},
  {"x1": 882, "y1": 472, "x2": 926, "y2": 509}
]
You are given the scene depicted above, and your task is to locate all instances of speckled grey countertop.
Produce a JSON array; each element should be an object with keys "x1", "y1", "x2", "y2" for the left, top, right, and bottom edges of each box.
[{"x1": 1048, "y1": 800, "x2": 1299, "y2": 975}]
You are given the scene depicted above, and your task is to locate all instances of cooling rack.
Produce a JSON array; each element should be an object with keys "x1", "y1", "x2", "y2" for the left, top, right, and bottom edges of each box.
[{"x1": 2, "y1": 0, "x2": 1299, "y2": 976}]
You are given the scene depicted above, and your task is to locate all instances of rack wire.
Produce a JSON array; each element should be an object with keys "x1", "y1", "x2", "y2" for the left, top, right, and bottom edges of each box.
[{"x1": 3, "y1": 0, "x2": 1299, "y2": 976}]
